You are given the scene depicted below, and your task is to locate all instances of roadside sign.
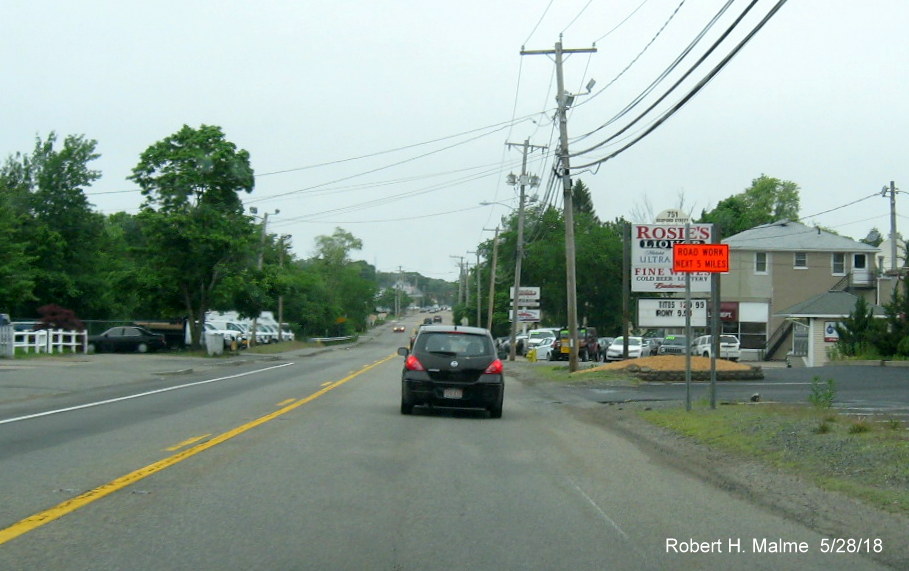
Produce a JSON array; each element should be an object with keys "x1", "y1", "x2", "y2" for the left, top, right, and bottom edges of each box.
[
  {"x1": 631, "y1": 224, "x2": 713, "y2": 292},
  {"x1": 638, "y1": 298, "x2": 707, "y2": 327},
  {"x1": 672, "y1": 243, "x2": 729, "y2": 273},
  {"x1": 509, "y1": 309, "x2": 541, "y2": 323}
]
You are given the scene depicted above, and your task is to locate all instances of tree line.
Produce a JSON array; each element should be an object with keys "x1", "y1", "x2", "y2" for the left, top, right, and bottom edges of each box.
[{"x1": 0, "y1": 126, "x2": 449, "y2": 345}]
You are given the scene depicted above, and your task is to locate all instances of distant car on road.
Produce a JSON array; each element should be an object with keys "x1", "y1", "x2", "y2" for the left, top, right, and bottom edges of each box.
[
  {"x1": 392, "y1": 324, "x2": 406, "y2": 333},
  {"x1": 87, "y1": 326, "x2": 167, "y2": 354}
]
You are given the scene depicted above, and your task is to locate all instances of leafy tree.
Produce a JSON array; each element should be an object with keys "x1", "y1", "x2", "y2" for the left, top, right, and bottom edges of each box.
[
  {"x1": 0, "y1": 201, "x2": 36, "y2": 311},
  {"x1": 129, "y1": 125, "x2": 256, "y2": 347},
  {"x1": 879, "y1": 277, "x2": 909, "y2": 356},
  {"x1": 0, "y1": 133, "x2": 106, "y2": 316},
  {"x1": 700, "y1": 174, "x2": 800, "y2": 236}
]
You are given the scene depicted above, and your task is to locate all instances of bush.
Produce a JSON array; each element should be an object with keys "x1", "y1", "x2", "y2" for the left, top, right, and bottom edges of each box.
[{"x1": 808, "y1": 376, "x2": 836, "y2": 409}]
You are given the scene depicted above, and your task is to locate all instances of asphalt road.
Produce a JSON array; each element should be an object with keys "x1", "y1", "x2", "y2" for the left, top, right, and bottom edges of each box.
[
  {"x1": 0, "y1": 324, "x2": 894, "y2": 570},
  {"x1": 563, "y1": 363, "x2": 909, "y2": 420}
]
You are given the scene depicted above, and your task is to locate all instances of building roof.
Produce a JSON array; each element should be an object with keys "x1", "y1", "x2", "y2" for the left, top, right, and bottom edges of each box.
[
  {"x1": 774, "y1": 290, "x2": 885, "y2": 318},
  {"x1": 723, "y1": 220, "x2": 879, "y2": 253}
]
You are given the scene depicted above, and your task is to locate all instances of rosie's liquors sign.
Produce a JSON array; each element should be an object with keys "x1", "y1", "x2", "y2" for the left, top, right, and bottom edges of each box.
[{"x1": 631, "y1": 224, "x2": 713, "y2": 292}]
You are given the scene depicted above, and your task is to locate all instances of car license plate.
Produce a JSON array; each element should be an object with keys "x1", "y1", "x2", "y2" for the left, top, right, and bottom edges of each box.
[{"x1": 443, "y1": 388, "x2": 463, "y2": 399}]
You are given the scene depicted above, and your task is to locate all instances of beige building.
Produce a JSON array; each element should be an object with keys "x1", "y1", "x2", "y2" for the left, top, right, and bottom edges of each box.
[{"x1": 719, "y1": 220, "x2": 886, "y2": 362}]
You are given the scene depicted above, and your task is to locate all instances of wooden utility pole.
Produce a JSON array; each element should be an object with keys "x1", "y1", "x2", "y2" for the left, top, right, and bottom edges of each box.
[
  {"x1": 505, "y1": 138, "x2": 545, "y2": 361},
  {"x1": 485, "y1": 227, "x2": 500, "y2": 330},
  {"x1": 521, "y1": 39, "x2": 596, "y2": 371}
]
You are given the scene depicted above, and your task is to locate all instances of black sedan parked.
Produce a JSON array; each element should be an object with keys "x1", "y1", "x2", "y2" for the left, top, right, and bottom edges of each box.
[{"x1": 87, "y1": 326, "x2": 167, "y2": 353}]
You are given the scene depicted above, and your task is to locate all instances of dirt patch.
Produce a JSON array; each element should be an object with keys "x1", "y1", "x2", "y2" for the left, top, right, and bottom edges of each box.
[{"x1": 576, "y1": 355, "x2": 754, "y2": 374}]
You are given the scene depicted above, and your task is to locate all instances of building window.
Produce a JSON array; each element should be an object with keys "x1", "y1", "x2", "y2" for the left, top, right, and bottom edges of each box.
[
  {"x1": 832, "y1": 253, "x2": 846, "y2": 275},
  {"x1": 853, "y1": 254, "x2": 867, "y2": 270},
  {"x1": 754, "y1": 252, "x2": 768, "y2": 274},
  {"x1": 794, "y1": 252, "x2": 807, "y2": 269}
]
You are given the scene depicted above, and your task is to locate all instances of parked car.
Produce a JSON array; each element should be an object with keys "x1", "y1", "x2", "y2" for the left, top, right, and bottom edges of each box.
[
  {"x1": 604, "y1": 336, "x2": 649, "y2": 361},
  {"x1": 657, "y1": 334, "x2": 688, "y2": 356},
  {"x1": 691, "y1": 334, "x2": 741, "y2": 361},
  {"x1": 523, "y1": 328, "x2": 559, "y2": 356},
  {"x1": 87, "y1": 326, "x2": 167, "y2": 354},
  {"x1": 550, "y1": 326, "x2": 599, "y2": 361},
  {"x1": 397, "y1": 325, "x2": 504, "y2": 418}
]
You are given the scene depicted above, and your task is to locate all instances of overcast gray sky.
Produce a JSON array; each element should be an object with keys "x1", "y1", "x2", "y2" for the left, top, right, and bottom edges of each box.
[{"x1": 4, "y1": 1, "x2": 907, "y2": 280}]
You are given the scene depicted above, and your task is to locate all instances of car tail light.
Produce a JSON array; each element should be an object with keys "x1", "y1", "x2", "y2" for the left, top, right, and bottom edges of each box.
[
  {"x1": 404, "y1": 354, "x2": 425, "y2": 371},
  {"x1": 484, "y1": 359, "x2": 503, "y2": 375}
]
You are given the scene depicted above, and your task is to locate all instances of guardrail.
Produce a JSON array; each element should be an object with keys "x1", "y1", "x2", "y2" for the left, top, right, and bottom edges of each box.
[
  {"x1": 307, "y1": 335, "x2": 357, "y2": 346},
  {"x1": 0, "y1": 326, "x2": 87, "y2": 358}
]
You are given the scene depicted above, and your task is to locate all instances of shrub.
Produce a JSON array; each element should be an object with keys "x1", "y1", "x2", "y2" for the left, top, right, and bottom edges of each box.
[{"x1": 808, "y1": 376, "x2": 836, "y2": 409}]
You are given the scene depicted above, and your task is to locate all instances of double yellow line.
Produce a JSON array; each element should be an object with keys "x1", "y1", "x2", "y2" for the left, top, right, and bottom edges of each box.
[{"x1": 0, "y1": 353, "x2": 396, "y2": 545}]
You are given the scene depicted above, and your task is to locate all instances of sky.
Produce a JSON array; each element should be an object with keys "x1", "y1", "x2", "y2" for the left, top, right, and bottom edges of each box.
[{"x1": 4, "y1": 0, "x2": 908, "y2": 281}]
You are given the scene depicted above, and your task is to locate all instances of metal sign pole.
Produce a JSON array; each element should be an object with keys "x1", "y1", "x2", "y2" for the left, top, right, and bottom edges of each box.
[{"x1": 684, "y1": 223, "x2": 692, "y2": 412}]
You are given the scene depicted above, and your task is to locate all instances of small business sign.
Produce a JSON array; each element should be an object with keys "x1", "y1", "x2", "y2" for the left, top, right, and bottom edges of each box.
[
  {"x1": 672, "y1": 243, "x2": 730, "y2": 273},
  {"x1": 824, "y1": 321, "x2": 841, "y2": 342},
  {"x1": 510, "y1": 286, "x2": 541, "y2": 303},
  {"x1": 638, "y1": 298, "x2": 707, "y2": 327},
  {"x1": 510, "y1": 309, "x2": 541, "y2": 323}
]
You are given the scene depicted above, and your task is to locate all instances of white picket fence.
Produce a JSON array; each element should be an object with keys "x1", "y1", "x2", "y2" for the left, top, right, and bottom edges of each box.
[{"x1": 0, "y1": 326, "x2": 87, "y2": 358}]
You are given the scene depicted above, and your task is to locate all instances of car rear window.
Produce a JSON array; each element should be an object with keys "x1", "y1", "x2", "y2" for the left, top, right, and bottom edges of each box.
[
  {"x1": 720, "y1": 335, "x2": 738, "y2": 343},
  {"x1": 415, "y1": 332, "x2": 493, "y2": 356}
]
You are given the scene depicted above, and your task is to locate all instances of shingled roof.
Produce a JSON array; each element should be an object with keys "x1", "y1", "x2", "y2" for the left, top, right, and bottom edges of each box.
[
  {"x1": 723, "y1": 220, "x2": 879, "y2": 253},
  {"x1": 774, "y1": 290, "x2": 885, "y2": 318}
]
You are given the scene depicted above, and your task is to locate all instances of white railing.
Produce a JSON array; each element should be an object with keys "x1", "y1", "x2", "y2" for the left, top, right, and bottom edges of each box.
[{"x1": 0, "y1": 326, "x2": 87, "y2": 357}]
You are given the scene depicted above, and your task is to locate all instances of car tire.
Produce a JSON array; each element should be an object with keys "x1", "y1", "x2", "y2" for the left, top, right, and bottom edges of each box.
[
  {"x1": 400, "y1": 395, "x2": 414, "y2": 415},
  {"x1": 138, "y1": 343, "x2": 149, "y2": 353},
  {"x1": 702, "y1": 351, "x2": 709, "y2": 358},
  {"x1": 87, "y1": 343, "x2": 96, "y2": 354},
  {"x1": 489, "y1": 392, "x2": 503, "y2": 419}
]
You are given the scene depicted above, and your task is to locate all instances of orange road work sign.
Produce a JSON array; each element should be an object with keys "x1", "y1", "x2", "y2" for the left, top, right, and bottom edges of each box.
[{"x1": 672, "y1": 243, "x2": 729, "y2": 273}]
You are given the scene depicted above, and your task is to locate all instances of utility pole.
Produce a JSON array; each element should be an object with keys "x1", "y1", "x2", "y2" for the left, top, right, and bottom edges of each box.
[
  {"x1": 249, "y1": 207, "x2": 279, "y2": 347},
  {"x1": 467, "y1": 250, "x2": 481, "y2": 326},
  {"x1": 883, "y1": 181, "x2": 899, "y2": 271},
  {"x1": 522, "y1": 39, "x2": 596, "y2": 372},
  {"x1": 505, "y1": 138, "x2": 545, "y2": 361},
  {"x1": 484, "y1": 227, "x2": 500, "y2": 330},
  {"x1": 450, "y1": 255, "x2": 465, "y2": 308}
]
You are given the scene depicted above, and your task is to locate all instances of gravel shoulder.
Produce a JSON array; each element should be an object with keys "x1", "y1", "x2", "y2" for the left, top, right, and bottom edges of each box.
[{"x1": 508, "y1": 361, "x2": 909, "y2": 570}]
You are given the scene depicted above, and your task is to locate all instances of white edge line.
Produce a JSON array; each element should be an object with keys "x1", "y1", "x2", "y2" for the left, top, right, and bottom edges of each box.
[{"x1": 0, "y1": 362, "x2": 295, "y2": 426}]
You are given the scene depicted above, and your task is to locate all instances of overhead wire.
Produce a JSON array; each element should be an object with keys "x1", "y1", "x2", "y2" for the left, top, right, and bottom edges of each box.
[
  {"x1": 574, "y1": 0, "x2": 689, "y2": 115},
  {"x1": 571, "y1": 0, "x2": 789, "y2": 170},
  {"x1": 571, "y1": 0, "x2": 734, "y2": 143},
  {"x1": 571, "y1": 0, "x2": 759, "y2": 158}
]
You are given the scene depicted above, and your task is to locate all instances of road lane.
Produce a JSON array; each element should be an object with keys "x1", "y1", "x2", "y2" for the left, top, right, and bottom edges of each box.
[{"x1": 0, "y1": 331, "x2": 888, "y2": 569}]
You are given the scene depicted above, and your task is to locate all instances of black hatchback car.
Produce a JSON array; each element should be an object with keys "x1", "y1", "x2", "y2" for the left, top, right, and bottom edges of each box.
[{"x1": 397, "y1": 325, "x2": 504, "y2": 418}]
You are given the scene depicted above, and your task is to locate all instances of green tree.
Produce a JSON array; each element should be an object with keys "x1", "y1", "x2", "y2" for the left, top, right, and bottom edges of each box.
[
  {"x1": 310, "y1": 228, "x2": 377, "y2": 334},
  {"x1": 129, "y1": 125, "x2": 256, "y2": 347},
  {"x1": 700, "y1": 174, "x2": 800, "y2": 236},
  {"x1": 835, "y1": 296, "x2": 879, "y2": 356},
  {"x1": 0, "y1": 133, "x2": 106, "y2": 316}
]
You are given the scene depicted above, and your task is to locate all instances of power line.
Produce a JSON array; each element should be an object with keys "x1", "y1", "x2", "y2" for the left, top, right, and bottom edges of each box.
[{"x1": 572, "y1": 0, "x2": 789, "y2": 170}]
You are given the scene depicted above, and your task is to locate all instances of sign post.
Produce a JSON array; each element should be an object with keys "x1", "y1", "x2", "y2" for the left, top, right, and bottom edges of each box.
[{"x1": 672, "y1": 236, "x2": 730, "y2": 411}]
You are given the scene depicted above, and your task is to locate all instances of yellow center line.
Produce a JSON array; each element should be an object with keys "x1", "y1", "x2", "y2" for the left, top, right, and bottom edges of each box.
[
  {"x1": 0, "y1": 353, "x2": 398, "y2": 546},
  {"x1": 164, "y1": 434, "x2": 212, "y2": 452},
  {"x1": 276, "y1": 398, "x2": 296, "y2": 407}
]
